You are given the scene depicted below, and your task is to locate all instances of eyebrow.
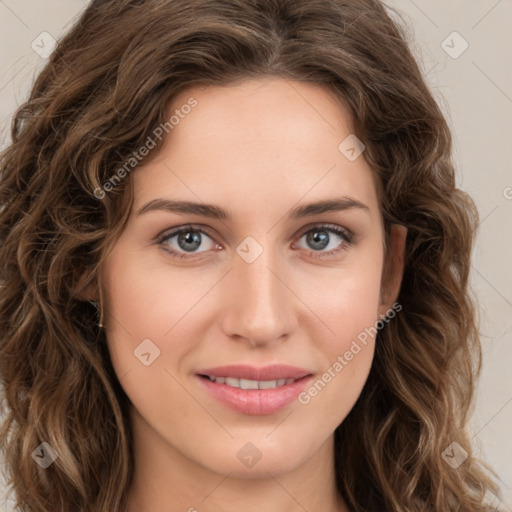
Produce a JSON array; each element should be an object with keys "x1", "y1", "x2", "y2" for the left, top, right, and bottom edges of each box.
[{"x1": 136, "y1": 196, "x2": 370, "y2": 220}]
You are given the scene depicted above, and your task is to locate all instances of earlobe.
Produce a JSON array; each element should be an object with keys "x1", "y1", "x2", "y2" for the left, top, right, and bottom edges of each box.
[{"x1": 379, "y1": 223, "x2": 407, "y2": 313}]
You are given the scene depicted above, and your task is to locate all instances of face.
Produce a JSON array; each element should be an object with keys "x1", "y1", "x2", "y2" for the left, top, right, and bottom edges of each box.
[{"x1": 99, "y1": 78, "x2": 403, "y2": 479}]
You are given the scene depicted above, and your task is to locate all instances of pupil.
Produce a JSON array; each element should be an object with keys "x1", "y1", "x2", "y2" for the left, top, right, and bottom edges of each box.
[
  {"x1": 178, "y1": 231, "x2": 201, "y2": 252},
  {"x1": 308, "y1": 230, "x2": 329, "y2": 250}
]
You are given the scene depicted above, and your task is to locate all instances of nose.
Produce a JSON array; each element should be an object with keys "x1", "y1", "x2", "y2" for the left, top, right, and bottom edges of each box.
[{"x1": 219, "y1": 240, "x2": 297, "y2": 348}]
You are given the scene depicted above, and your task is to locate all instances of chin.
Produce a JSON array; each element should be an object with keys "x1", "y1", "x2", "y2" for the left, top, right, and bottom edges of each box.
[{"x1": 204, "y1": 439, "x2": 310, "y2": 477}]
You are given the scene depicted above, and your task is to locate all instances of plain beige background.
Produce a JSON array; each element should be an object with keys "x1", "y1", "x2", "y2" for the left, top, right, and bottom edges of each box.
[{"x1": 0, "y1": 1, "x2": 511, "y2": 510}]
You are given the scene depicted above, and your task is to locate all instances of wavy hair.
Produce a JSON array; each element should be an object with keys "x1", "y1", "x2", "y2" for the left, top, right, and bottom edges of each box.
[{"x1": 0, "y1": 0, "x2": 502, "y2": 510}]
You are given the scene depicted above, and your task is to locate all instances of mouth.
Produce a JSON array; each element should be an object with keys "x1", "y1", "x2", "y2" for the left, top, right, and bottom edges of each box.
[{"x1": 194, "y1": 364, "x2": 314, "y2": 415}]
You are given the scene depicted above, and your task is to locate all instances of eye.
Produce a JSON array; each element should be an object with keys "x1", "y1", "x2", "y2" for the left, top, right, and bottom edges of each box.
[
  {"x1": 156, "y1": 223, "x2": 353, "y2": 260},
  {"x1": 157, "y1": 225, "x2": 219, "y2": 259},
  {"x1": 294, "y1": 224, "x2": 352, "y2": 259}
]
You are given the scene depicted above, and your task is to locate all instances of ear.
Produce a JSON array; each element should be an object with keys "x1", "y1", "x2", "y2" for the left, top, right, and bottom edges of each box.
[
  {"x1": 73, "y1": 268, "x2": 99, "y2": 303},
  {"x1": 378, "y1": 223, "x2": 407, "y2": 316}
]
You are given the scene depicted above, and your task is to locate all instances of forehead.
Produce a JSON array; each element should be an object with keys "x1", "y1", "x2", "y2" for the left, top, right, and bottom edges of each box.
[
  {"x1": 167, "y1": 77, "x2": 355, "y2": 146},
  {"x1": 133, "y1": 78, "x2": 380, "y2": 219}
]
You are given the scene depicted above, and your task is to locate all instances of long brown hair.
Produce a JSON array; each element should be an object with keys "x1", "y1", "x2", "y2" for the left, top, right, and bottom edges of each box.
[{"x1": 0, "y1": 0, "x2": 502, "y2": 510}]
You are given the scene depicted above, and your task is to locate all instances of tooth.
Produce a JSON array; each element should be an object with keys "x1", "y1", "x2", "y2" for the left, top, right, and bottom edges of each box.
[
  {"x1": 240, "y1": 378, "x2": 259, "y2": 389},
  {"x1": 258, "y1": 380, "x2": 278, "y2": 389},
  {"x1": 211, "y1": 376, "x2": 296, "y2": 389},
  {"x1": 225, "y1": 377, "x2": 240, "y2": 388}
]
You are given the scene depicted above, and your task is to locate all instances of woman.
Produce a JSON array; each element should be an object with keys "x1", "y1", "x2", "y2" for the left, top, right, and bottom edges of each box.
[{"x1": 0, "y1": 0, "x2": 502, "y2": 510}]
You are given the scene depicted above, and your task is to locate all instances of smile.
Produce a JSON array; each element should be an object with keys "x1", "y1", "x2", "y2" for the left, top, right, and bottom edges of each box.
[{"x1": 195, "y1": 364, "x2": 314, "y2": 415}]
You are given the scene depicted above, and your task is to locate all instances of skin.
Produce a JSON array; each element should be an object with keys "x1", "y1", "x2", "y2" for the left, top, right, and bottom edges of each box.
[{"x1": 81, "y1": 77, "x2": 406, "y2": 512}]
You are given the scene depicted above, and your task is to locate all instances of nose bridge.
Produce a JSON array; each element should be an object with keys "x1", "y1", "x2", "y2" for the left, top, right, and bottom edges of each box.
[{"x1": 220, "y1": 235, "x2": 296, "y2": 344}]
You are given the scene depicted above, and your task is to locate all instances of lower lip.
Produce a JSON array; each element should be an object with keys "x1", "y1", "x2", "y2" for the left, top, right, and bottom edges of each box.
[{"x1": 196, "y1": 375, "x2": 313, "y2": 415}]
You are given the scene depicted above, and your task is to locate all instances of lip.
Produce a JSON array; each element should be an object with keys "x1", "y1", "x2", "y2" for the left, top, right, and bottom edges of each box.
[{"x1": 195, "y1": 364, "x2": 313, "y2": 415}]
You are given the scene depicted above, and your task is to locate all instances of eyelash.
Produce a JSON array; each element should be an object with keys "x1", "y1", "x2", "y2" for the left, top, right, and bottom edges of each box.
[{"x1": 156, "y1": 223, "x2": 353, "y2": 260}]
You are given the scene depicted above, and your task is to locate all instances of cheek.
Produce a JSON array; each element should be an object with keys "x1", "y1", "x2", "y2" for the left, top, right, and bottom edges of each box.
[
  {"x1": 102, "y1": 248, "x2": 204, "y2": 338},
  {"x1": 298, "y1": 254, "x2": 383, "y2": 414},
  {"x1": 307, "y1": 250, "x2": 384, "y2": 346},
  {"x1": 100, "y1": 247, "x2": 231, "y2": 399},
  {"x1": 100, "y1": 252, "x2": 202, "y2": 423}
]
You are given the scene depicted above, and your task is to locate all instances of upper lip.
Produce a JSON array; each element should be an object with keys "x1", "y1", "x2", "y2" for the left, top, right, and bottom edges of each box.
[{"x1": 196, "y1": 364, "x2": 312, "y2": 381}]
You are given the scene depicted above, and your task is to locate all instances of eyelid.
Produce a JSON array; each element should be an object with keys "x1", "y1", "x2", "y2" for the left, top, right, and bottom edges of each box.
[
  {"x1": 294, "y1": 222, "x2": 354, "y2": 244},
  {"x1": 155, "y1": 224, "x2": 220, "y2": 256}
]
